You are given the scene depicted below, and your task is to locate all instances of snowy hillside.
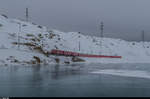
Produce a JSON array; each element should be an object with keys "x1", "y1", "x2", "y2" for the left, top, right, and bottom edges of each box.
[{"x1": 0, "y1": 14, "x2": 150, "y2": 66}]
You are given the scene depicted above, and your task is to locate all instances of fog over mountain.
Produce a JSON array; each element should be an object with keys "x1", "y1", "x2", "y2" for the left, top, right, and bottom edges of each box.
[{"x1": 0, "y1": 0, "x2": 150, "y2": 41}]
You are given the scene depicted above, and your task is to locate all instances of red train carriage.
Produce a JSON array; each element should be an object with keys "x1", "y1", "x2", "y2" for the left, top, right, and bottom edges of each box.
[{"x1": 50, "y1": 49, "x2": 122, "y2": 59}]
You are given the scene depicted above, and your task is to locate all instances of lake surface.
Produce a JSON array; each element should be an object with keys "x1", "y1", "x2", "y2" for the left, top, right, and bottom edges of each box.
[{"x1": 0, "y1": 63, "x2": 150, "y2": 97}]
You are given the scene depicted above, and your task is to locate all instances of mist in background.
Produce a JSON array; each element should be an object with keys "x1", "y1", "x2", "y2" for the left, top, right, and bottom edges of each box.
[{"x1": 0, "y1": 0, "x2": 150, "y2": 41}]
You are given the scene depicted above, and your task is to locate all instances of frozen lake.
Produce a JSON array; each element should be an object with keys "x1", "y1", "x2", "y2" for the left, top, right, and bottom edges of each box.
[{"x1": 0, "y1": 63, "x2": 150, "y2": 97}]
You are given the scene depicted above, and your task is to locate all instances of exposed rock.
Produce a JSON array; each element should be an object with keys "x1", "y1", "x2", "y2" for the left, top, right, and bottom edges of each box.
[
  {"x1": 55, "y1": 58, "x2": 60, "y2": 63},
  {"x1": 72, "y1": 57, "x2": 85, "y2": 62},
  {"x1": 33, "y1": 56, "x2": 41, "y2": 64}
]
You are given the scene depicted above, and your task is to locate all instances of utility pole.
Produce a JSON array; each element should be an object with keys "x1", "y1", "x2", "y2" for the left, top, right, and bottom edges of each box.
[
  {"x1": 99, "y1": 21, "x2": 104, "y2": 55},
  {"x1": 26, "y1": 8, "x2": 29, "y2": 22},
  {"x1": 142, "y1": 30, "x2": 145, "y2": 42},
  {"x1": 142, "y1": 30, "x2": 145, "y2": 48},
  {"x1": 78, "y1": 32, "x2": 81, "y2": 51},
  {"x1": 79, "y1": 41, "x2": 81, "y2": 51},
  {"x1": 18, "y1": 23, "x2": 21, "y2": 50},
  {"x1": 100, "y1": 22, "x2": 104, "y2": 38}
]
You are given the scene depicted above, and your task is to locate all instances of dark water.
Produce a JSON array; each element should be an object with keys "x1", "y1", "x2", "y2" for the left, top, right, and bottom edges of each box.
[{"x1": 0, "y1": 63, "x2": 150, "y2": 97}]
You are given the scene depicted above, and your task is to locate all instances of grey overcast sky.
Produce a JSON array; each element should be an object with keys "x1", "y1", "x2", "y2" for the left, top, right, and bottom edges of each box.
[{"x1": 0, "y1": 0, "x2": 150, "y2": 41}]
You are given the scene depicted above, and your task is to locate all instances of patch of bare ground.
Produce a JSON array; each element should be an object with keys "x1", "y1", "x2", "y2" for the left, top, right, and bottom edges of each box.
[{"x1": 12, "y1": 42, "x2": 49, "y2": 57}]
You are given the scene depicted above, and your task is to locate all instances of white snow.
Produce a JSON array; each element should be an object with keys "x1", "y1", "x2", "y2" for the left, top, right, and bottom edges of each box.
[
  {"x1": 0, "y1": 14, "x2": 150, "y2": 66},
  {"x1": 91, "y1": 69, "x2": 150, "y2": 79}
]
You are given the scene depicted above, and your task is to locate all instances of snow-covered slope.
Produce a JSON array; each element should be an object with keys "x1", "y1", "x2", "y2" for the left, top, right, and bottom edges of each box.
[{"x1": 0, "y1": 14, "x2": 150, "y2": 65}]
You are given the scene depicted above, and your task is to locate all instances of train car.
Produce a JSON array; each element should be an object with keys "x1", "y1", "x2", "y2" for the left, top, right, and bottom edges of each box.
[
  {"x1": 50, "y1": 49, "x2": 122, "y2": 59},
  {"x1": 50, "y1": 49, "x2": 57, "y2": 54}
]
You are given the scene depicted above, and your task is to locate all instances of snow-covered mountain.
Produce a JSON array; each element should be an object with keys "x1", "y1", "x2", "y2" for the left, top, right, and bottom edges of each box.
[{"x1": 0, "y1": 14, "x2": 150, "y2": 66}]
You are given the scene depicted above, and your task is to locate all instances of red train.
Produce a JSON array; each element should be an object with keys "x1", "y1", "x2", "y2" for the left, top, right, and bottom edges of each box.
[
  {"x1": 50, "y1": 49, "x2": 79, "y2": 56},
  {"x1": 50, "y1": 49, "x2": 122, "y2": 58}
]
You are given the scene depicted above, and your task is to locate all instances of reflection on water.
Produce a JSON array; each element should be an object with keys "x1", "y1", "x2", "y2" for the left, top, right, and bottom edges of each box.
[
  {"x1": 0, "y1": 63, "x2": 150, "y2": 97},
  {"x1": 50, "y1": 64, "x2": 82, "y2": 79}
]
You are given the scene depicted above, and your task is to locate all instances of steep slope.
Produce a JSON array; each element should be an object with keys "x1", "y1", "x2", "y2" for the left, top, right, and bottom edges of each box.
[{"x1": 0, "y1": 14, "x2": 150, "y2": 66}]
